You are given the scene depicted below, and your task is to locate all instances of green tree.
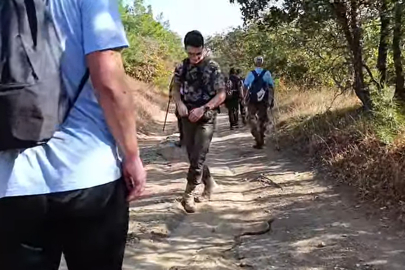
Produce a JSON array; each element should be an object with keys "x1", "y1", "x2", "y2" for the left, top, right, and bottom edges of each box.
[
  {"x1": 120, "y1": 0, "x2": 185, "y2": 89},
  {"x1": 228, "y1": 0, "x2": 404, "y2": 110}
]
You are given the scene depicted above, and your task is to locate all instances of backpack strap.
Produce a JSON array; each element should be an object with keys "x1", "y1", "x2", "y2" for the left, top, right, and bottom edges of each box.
[
  {"x1": 72, "y1": 69, "x2": 90, "y2": 105},
  {"x1": 180, "y1": 58, "x2": 189, "y2": 84},
  {"x1": 63, "y1": 69, "x2": 90, "y2": 121},
  {"x1": 251, "y1": 70, "x2": 259, "y2": 79},
  {"x1": 259, "y1": 69, "x2": 267, "y2": 79}
]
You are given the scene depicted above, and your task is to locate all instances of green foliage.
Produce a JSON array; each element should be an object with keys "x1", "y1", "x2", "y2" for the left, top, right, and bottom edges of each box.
[
  {"x1": 370, "y1": 87, "x2": 405, "y2": 144},
  {"x1": 207, "y1": 20, "x2": 352, "y2": 88},
  {"x1": 120, "y1": 0, "x2": 185, "y2": 90},
  {"x1": 226, "y1": 0, "x2": 404, "y2": 108}
]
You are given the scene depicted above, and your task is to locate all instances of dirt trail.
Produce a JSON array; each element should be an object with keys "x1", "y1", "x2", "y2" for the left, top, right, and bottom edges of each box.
[{"x1": 61, "y1": 113, "x2": 405, "y2": 270}]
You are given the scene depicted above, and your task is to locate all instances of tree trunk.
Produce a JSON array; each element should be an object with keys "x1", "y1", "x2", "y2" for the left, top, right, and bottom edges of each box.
[
  {"x1": 393, "y1": 0, "x2": 405, "y2": 100},
  {"x1": 377, "y1": 0, "x2": 391, "y2": 86},
  {"x1": 333, "y1": 0, "x2": 372, "y2": 110},
  {"x1": 350, "y1": 0, "x2": 371, "y2": 109}
]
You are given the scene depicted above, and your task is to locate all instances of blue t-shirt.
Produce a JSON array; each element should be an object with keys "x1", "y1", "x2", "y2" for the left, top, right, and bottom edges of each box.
[
  {"x1": 0, "y1": 0, "x2": 129, "y2": 198},
  {"x1": 244, "y1": 68, "x2": 274, "y2": 89}
]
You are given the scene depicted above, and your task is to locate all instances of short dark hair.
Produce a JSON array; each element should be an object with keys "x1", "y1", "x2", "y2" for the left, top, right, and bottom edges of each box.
[
  {"x1": 229, "y1": 67, "x2": 236, "y2": 75},
  {"x1": 236, "y1": 68, "x2": 242, "y2": 74},
  {"x1": 184, "y1": 30, "x2": 204, "y2": 48}
]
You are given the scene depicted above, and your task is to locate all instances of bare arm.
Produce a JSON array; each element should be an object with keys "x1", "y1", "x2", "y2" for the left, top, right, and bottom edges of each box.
[
  {"x1": 206, "y1": 90, "x2": 226, "y2": 110},
  {"x1": 172, "y1": 78, "x2": 183, "y2": 106},
  {"x1": 238, "y1": 80, "x2": 244, "y2": 99},
  {"x1": 87, "y1": 49, "x2": 139, "y2": 157}
]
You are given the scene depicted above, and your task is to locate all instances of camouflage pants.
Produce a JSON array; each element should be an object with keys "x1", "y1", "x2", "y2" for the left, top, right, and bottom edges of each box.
[
  {"x1": 248, "y1": 102, "x2": 270, "y2": 146},
  {"x1": 181, "y1": 114, "x2": 216, "y2": 186}
]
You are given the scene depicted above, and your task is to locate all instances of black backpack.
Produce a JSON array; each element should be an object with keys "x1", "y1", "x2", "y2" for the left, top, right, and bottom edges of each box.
[
  {"x1": 0, "y1": 0, "x2": 88, "y2": 151},
  {"x1": 226, "y1": 75, "x2": 241, "y2": 99},
  {"x1": 248, "y1": 69, "x2": 269, "y2": 103}
]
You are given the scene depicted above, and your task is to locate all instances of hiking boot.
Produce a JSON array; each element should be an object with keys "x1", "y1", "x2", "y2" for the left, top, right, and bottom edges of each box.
[
  {"x1": 181, "y1": 183, "x2": 197, "y2": 213},
  {"x1": 253, "y1": 144, "x2": 263, "y2": 149},
  {"x1": 174, "y1": 141, "x2": 182, "y2": 148},
  {"x1": 196, "y1": 177, "x2": 217, "y2": 203},
  {"x1": 253, "y1": 139, "x2": 264, "y2": 149}
]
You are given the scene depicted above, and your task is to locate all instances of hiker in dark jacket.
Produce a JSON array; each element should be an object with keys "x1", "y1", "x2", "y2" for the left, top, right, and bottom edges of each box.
[
  {"x1": 236, "y1": 68, "x2": 247, "y2": 125},
  {"x1": 225, "y1": 68, "x2": 243, "y2": 130}
]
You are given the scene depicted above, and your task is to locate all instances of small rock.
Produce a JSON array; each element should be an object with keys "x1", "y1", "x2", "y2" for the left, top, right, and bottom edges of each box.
[
  {"x1": 317, "y1": 241, "x2": 326, "y2": 248},
  {"x1": 237, "y1": 254, "x2": 245, "y2": 260},
  {"x1": 239, "y1": 262, "x2": 253, "y2": 268}
]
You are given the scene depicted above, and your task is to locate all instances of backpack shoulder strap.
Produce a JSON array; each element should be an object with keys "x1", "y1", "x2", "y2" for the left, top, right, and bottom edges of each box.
[
  {"x1": 251, "y1": 70, "x2": 259, "y2": 79},
  {"x1": 64, "y1": 69, "x2": 89, "y2": 121},
  {"x1": 180, "y1": 58, "x2": 189, "y2": 83},
  {"x1": 259, "y1": 69, "x2": 267, "y2": 78}
]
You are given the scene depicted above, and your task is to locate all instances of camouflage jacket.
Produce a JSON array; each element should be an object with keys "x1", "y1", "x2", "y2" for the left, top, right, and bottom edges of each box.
[{"x1": 173, "y1": 57, "x2": 225, "y2": 110}]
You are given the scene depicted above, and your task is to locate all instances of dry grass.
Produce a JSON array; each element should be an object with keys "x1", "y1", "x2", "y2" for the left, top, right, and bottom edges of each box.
[
  {"x1": 273, "y1": 85, "x2": 405, "y2": 217},
  {"x1": 275, "y1": 85, "x2": 360, "y2": 125},
  {"x1": 129, "y1": 79, "x2": 174, "y2": 135}
]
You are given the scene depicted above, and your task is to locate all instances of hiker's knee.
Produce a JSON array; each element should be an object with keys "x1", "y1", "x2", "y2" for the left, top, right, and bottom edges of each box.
[{"x1": 187, "y1": 166, "x2": 203, "y2": 185}]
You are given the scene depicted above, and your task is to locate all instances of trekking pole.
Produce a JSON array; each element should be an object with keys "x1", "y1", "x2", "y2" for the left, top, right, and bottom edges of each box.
[{"x1": 162, "y1": 98, "x2": 171, "y2": 132}]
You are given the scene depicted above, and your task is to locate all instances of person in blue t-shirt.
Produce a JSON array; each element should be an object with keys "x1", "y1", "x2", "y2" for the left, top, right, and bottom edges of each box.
[
  {"x1": 243, "y1": 56, "x2": 275, "y2": 149},
  {"x1": 0, "y1": 1, "x2": 146, "y2": 269}
]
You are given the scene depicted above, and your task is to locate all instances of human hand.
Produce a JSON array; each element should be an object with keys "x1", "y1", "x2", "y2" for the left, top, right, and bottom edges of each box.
[
  {"x1": 188, "y1": 106, "x2": 205, "y2": 123},
  {"x1": 123, "y1": 154, "x2": 147, "y2": 202},
  {"x1": 177, "y1": 102, "x2": 188, "y2": 117}
]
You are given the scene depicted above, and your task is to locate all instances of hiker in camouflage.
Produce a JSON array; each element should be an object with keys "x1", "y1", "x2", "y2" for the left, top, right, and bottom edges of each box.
[{"x1": 171, "y1": 30, "x2": 226, "y2": 213}]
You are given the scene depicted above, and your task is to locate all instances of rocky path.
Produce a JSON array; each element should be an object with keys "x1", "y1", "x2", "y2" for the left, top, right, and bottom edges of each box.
[{"x1": 62, "y1": 114, "x2": 405, "y2": 270}]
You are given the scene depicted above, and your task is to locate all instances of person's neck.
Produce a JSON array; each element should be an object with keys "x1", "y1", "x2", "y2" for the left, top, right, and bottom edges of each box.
[{"x1": 190, "y1": 57, "x2": 206, "y2": 67}]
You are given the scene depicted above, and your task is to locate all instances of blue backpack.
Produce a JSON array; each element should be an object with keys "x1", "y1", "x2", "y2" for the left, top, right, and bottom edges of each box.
[{"x1": 249, "y1": 69, "x2": 269, "y2": 103}]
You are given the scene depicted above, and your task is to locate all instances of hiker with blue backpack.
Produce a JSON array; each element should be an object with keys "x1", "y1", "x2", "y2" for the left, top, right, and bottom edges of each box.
[{"x1": 243, "y1": 56, "x2": 275, "y2": 149}]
